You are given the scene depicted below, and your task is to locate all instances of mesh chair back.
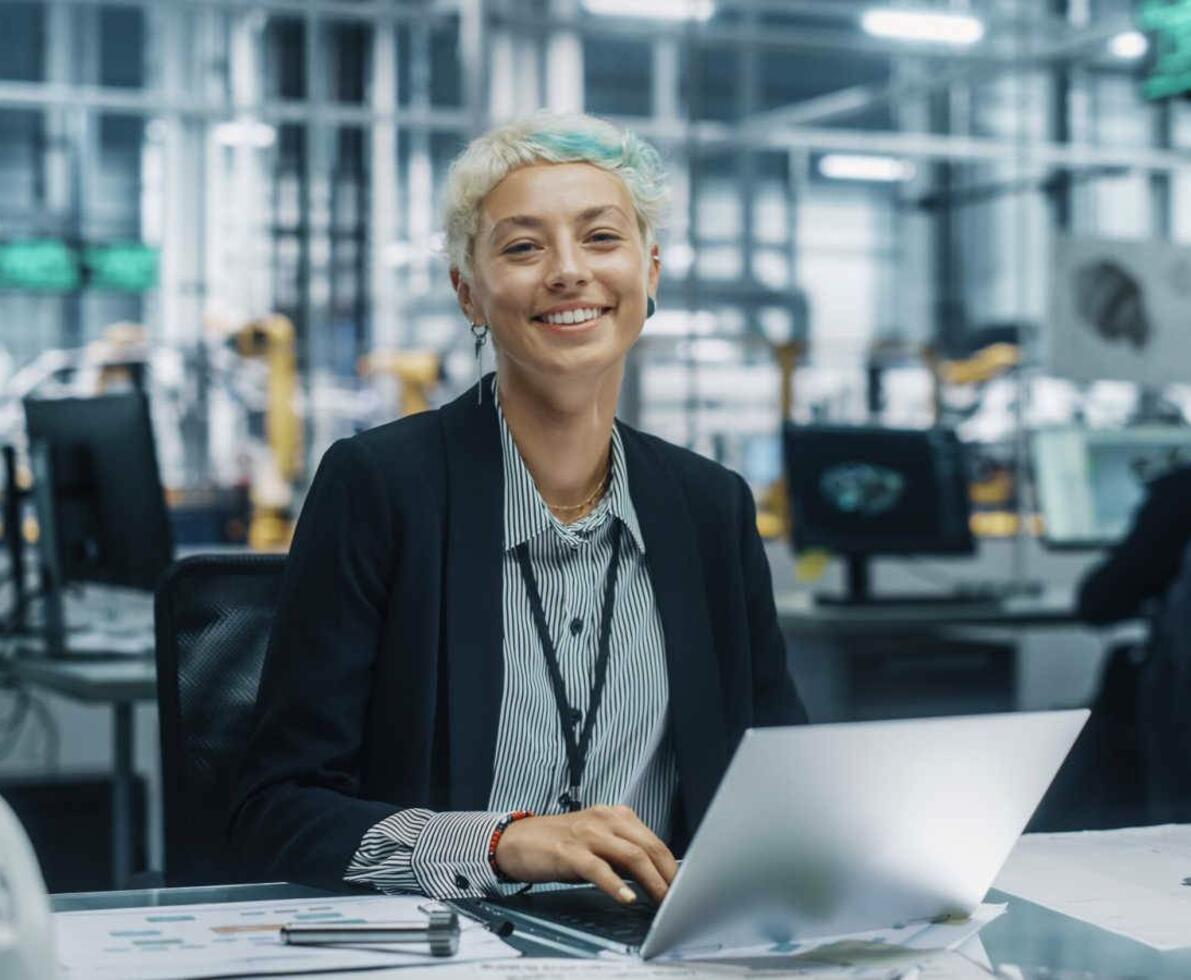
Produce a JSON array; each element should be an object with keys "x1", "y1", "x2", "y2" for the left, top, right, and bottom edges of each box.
[{"x1": 155, "y1": 552, "x2": 287, "y2": 885}]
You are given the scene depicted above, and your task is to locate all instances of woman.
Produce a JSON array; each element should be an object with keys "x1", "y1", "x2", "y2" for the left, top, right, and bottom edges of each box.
[{"x1": 230, "y1": 112, "x2": 806, "y2": 905}]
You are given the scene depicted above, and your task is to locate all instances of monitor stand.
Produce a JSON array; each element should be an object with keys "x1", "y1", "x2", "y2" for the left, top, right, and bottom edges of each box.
[{"x1": 813, "y1": 555, "x2": 1004, "y2": 607}]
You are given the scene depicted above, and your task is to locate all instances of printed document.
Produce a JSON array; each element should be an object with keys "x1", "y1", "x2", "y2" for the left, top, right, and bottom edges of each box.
[
  {"x1": 995, "y1": 824, "x2": 1191, "y2": 951},
  {"x1": 54, "y1": 893, "x2": 519, "y2": 979}
]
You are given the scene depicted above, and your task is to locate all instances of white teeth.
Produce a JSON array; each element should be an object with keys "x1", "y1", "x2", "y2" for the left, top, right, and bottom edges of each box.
[{"x1": 543, "y1": 307, "x2": 602, "y2": 326}]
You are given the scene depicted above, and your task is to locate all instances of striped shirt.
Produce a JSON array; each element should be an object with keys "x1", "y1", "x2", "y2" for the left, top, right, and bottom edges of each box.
[{"x1": 344, "y1": 384, "x2": 677, "y2": 898}]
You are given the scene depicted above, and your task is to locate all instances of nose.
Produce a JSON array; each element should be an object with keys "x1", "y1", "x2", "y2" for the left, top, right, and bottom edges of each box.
[{"x1": 546, "y1": 239, "x2": 590, "y2": 291}]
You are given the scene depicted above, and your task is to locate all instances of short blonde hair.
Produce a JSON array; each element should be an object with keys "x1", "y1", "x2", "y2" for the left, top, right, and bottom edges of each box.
[{"x1": 443, "y1": 111, "x2": 669, "y2": 279}]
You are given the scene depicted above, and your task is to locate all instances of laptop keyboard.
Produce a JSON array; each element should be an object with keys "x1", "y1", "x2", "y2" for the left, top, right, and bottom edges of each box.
[{"x1": 482, "y1": 885, "x2": 659, "y2": 947}]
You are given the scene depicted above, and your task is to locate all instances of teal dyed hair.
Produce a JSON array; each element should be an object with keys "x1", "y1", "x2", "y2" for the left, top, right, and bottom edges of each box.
[{"x1": 443, "y1": 111, "x2": 669, "y2": 278}]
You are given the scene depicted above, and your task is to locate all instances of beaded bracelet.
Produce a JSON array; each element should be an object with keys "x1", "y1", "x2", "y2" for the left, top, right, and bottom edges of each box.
[{"x1": 488, "y1": 810, "x2": 533, "y2": 883}]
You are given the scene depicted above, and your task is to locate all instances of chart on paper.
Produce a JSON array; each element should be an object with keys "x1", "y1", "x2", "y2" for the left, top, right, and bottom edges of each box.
[{"x1": 54, "y1": 894, "x2": 519, "y2": 979}]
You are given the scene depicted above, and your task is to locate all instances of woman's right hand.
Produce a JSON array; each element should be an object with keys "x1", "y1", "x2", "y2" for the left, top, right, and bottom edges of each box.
[{"x1": 493, "y1": 805, "x2": 678, "y2": 904}]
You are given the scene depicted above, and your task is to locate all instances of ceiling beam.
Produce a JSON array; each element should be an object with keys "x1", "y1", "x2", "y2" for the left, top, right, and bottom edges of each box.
[{"x1": 741, "y1": 16, "x2": 1135, "y2": 130}]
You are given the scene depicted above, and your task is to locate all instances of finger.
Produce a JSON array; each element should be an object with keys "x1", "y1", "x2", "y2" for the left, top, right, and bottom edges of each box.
[
  {"x1": 565, "y1": 846, "x2": 638, "y2": 904},
  {"x1": 606, "y1": 806, "x2": 679, "y2": 884},
  {"x1": 591, "y1": 835, "x2": 670, "y2": 904},
  {"x1": 614, "y1": 814, "x2": 681, "y2": 885}
]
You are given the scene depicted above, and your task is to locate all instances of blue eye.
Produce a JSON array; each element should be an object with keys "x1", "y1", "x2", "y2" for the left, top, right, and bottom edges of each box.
[{"x1": 503, "y1": 242, "x2": 535, "y2": 255}]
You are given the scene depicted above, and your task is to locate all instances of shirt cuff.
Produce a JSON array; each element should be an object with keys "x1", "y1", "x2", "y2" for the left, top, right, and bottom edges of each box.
[
  {"x1": 343, "y1": 807, "x2": 435, "y2": 894},
  {"x1": 411, "y1": 810, "x2": 523, "y2": 899}
]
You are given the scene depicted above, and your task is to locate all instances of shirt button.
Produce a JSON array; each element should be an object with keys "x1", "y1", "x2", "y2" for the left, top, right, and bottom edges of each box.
[
  {"x1": 454, "y1": 873, "x2": 470, "y2": 890},
  {"x1": 569, "y1": 617, "x2": 583, "y2": 636},
  {"x1": 568, "y1": 708, "x2": 582, "y2": 727}
]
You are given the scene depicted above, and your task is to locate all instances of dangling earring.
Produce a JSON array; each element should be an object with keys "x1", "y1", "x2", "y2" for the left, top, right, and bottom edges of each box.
[
  {"x1": 471, "y1": 322, "x2": 489, "y2": 405},
  {"x1": 646, "y1": 296, "x2": 656, "y2": 319}
]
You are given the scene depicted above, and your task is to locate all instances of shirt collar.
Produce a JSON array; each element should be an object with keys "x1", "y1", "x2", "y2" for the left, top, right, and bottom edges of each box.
[{"x1": 495, "y1": 377, "x2": 646, "y2": 554}]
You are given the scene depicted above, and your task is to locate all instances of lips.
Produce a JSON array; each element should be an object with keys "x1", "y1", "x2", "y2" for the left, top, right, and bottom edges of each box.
[{"x1": 531, "y1": 306, "x2": 612, "y2": 331}]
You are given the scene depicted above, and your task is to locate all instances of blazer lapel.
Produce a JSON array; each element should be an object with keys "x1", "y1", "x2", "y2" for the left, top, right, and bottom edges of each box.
[
  {"x1": 619, "y1": 424, "x2": 729, "y2": 833},
  {"x1": 441, "y1": 377, "x2": 505, "y2": 809}
]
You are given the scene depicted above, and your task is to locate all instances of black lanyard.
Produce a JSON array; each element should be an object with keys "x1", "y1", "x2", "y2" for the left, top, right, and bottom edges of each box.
[{"x1": 514, "y1": 519, "x2": 624, "y2": 813}]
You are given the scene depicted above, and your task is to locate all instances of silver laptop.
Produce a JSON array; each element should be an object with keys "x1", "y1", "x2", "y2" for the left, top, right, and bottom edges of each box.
[{"x1": 461, "y1": 709, "x2": 1087, "y2": 959}]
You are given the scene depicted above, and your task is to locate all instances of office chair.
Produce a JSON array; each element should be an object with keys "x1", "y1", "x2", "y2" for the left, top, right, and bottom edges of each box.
[{"x1": 155, "y1": 552, "x2": 288, "y2": 886}]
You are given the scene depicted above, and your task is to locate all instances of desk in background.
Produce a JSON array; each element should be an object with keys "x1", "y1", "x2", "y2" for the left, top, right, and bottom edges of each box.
[
  {"x1": 8, "y1": 655, "x2": 156, "y2": 890},
  {"x1": 774, "y1": 588, "x2": 1105, "y2": 722},
  {"x1": 775, "y1": 587, "x2": 1080, "y2": 637}
]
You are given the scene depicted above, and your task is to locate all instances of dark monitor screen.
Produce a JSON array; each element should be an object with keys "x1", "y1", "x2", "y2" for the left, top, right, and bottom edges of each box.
[
  {"x1": 783, "y1": 424, "x2": 974, "y2": 557},
  {"x1": 24, "y1": 393, "x2": 173, "y2": 591}
]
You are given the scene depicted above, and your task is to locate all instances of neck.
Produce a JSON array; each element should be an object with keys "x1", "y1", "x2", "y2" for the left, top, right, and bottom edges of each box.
[{"x1": 495, "y1": 361, "x2": 622, "y2": 515}]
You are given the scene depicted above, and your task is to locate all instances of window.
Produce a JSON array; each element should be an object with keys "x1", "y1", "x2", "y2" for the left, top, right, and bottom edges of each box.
[{"x1": 99, "y1": 5, "x2": 145, "y2": 89}]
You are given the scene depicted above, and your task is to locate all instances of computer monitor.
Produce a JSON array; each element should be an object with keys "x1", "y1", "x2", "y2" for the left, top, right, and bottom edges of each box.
[
  {"x1": 23, "y1": 393, "x2": 173, "y2": 655},
  {"x1": 1031, "y1": 426, "x2": 1191, "y2": 549},
  {"x1": 782, "y1": 424, "x2": 974, "y2": 604}
]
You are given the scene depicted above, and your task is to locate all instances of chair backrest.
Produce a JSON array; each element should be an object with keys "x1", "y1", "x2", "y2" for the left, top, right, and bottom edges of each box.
[
  {"x1": 1139, "y1": 537, "x2": 1191, "y2": 823},
  {"x1": 154, "y1": 552, "x2": 287, "y2": 886}
]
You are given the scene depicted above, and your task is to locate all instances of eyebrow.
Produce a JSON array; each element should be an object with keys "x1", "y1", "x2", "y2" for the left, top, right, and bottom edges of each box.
[{"x1": 488, "y1": 205, "x2": 631, "y2": 241}]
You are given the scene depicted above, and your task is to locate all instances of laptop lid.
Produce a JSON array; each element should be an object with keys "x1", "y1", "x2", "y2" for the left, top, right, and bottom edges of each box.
[{"x1": 640, "y1": 709, "x2": 1088, "y2": 958}]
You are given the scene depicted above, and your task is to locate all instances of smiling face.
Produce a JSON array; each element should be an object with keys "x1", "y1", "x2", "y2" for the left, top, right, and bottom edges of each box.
[{"x1": 453, "y1": 162, "x2": 660, "y2": 387}]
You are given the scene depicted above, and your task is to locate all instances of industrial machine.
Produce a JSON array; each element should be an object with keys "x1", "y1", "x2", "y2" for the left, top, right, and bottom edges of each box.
[
  {"x1": 228, "y1": 315, "x2": 302, "y2": 550},
  {"x1": 359, "y1": 350, "x2": 442, "y2": 418}
]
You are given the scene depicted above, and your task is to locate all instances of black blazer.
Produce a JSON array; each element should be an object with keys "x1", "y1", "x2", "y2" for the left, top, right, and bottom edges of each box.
[{"x1": 230, "y1": 377, "x2": 806, "y2": 887}]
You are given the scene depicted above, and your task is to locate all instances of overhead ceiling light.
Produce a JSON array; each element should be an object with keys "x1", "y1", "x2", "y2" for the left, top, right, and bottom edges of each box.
[
  {"x1": 819, "y1": 154, "x2": 916, "y2": 182},
  {"x1": 860, "y1": 8, "x2": 985, "y2": 46},
  {"x1": 1108, "y1": 30, "x2": 1148, "y2": 60},
  {"x1": 581, "y1": 0, "x2": 714, "y2": 22}
]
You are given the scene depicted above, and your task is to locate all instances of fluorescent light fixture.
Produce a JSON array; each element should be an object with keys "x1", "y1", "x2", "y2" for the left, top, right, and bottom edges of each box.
[
  {"x1": 1108, "y1": 30, "x2": 1148, "y2": 60},
  {"x1": 582, "y1": 0, "x2": 714, "y2": 22},
  {"x1": 213, "y1": 119, "x2": 276, "y2": 148},
  {"x1": 819, "y1": 154, "x2": 916, "y2": 182},
  {"x1": 861, "y1": 8, "x2": 985, "y2": 45}
]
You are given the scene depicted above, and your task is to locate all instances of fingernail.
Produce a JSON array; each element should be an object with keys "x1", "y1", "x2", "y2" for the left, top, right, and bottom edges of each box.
[{"x1": 618, "y1": 886, "x2": 635, "y2": 903}]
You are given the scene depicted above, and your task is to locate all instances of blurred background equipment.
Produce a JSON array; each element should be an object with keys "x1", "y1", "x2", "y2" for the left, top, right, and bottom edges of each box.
[
  {"x1": 1032, "y1": 426, "x2": 1191, "y2": 549},
  {"x1": 359, "y1": 350, "x2": 442, "y2": 418},
  {"x1": 1050, "y1": 237, "x2": 1191, "y2": 387},
  {"x1": 23, "y1": 392, "x2": 173, "y2": 657},
  {"x1": 783, "y1": 424, "x2": 975, "y2": 605},
  {"x1": 754, "y1": 338, "x2": 804, "y2": 540},
  {"x1": 227, "y1": 315, "x2": 302, "y2": 550}
]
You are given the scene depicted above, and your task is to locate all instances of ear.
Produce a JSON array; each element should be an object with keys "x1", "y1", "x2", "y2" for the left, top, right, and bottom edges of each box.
[
  {"x1": 450, "y1": 267, "x2": 477, "y2": 323},
  {"x1": 647, "y1": 243, "x2": 661, "y2": 299}
]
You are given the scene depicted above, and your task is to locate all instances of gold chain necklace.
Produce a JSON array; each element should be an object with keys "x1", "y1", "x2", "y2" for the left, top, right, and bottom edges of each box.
[{"x1": 545, "y1": 463, "x2": 611, "y2": 515}]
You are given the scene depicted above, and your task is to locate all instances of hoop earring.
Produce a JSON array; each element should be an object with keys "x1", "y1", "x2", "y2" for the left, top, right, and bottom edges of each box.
[
  {"x1": 471, "y1": 322, "x2": 489, "y2": 405},
  {"x1": 646, "y1": 296, "x2": 656, "y2": 319}
]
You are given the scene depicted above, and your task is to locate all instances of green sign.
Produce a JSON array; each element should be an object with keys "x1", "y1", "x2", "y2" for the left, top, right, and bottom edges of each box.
[
  {"x1": 1139, "y1": 0, "x2": 1191, "y2": 99},
  {"x1": 0, "y1": 240, "x2": 80, "y2": 291},
  {"x1": 83, "y1": 242, "x2": 159, "y2": 291}
]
